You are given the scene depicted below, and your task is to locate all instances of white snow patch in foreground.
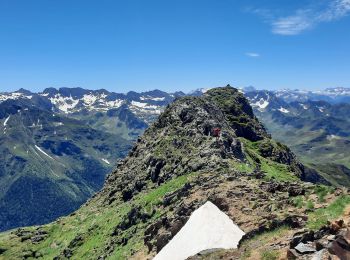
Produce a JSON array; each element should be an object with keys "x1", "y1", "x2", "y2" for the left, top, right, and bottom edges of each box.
[
  {"x1": 154, "y1": 201, "x2": 245, "y2": 260},
  {"x1": 35, "y1": 145, "x2": 54, "y2": 160},
  {"x1": 3, "y1": 115, "x2": 10, "y2": 126},
  {"x1": 101, "y1": 158, "x2": 110, "y2": 165}
]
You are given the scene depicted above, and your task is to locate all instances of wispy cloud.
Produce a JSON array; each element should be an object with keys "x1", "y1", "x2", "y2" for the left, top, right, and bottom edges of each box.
[
  {"x1": 252, "y1": 0, "x2": 350, "y2": 35},
  {"x1": 245, "y1": 52, "x2": 260, "y2": 58},
  {"x1": 272, "y1": 9, "x2": 314, "y2": 35}
]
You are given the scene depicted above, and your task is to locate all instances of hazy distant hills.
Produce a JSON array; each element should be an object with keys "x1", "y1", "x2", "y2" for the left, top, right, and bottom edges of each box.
[
  {"x1": 272, "y1": 87, "x2": 350, "y2": 104},
  {"x1": 0, "y1": 86, "x2": 350, "y2": 231}
]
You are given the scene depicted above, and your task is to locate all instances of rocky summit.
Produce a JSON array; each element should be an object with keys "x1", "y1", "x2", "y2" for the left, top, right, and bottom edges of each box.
[{"x1": 1, "y1": 86, "x2": 349, "y2": 260}]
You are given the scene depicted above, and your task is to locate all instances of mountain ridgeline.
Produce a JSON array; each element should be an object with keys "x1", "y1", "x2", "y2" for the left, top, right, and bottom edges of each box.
[
  {"x1": 2, "y1": 86, "x2": 345, "y2": 259},
  {"x1": 1, "y1": 85, "x2": 349, "y2": 234}
]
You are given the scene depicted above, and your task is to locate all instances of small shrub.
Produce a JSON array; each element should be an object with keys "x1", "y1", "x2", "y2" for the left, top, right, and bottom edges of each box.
[
  {"x1": 314, "y1": 185, "x2": 330, "y2": 203},
  {"x1": 261, "y1": 250, "x2": 279, "y2": 260},
  {"x1": 306, "y1": 200, "x2": 315, "y2": 210},
  {"x1": 291, "y1": 196, "x2": 304, "y2": 208}
]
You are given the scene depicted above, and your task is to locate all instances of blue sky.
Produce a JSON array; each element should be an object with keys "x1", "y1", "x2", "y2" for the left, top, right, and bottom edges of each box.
[{"x1": 0, "y1": 0, "x2": 350, "y2": 93}]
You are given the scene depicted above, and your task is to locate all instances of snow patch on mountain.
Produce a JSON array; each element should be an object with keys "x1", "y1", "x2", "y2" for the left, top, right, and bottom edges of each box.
[
  {"x1": 49, "y1": 94, "x2": 79, "y2": 113},
  {"x1": 327, "y1": 135, "x2": 340, "y2": 141},
  {"x1": 53, "y1": 122, "x2": 64, "y2": 127},
  {"x1": 140, "y1": 96, "x2": 165, "y2": 101},
  {"x1": 278, "y1": 107, "x2": 290, "y2": 113},
  {"x1": 3, "y1": 115, "x2": 10, "y2": 126},
  {"x1": 300, "y1": 103, "x2": 308, "y2": 110},
  {"x1": 35, "y1": 145, "x2": 54, "y2": 160},
  {"x1": 131, "y1": 101, "x2": 150, "y2": 108},
  {"x1": 154, "y1": 201, "x2": 245, "y2": 260},
  {"x1": 106, "y1": 99, "x2": 123, "y2": 109},
  {"x1": 101, "y1": 158, "x2": 110, "y2": 165},
  {"x1": 251, "y1": 98, "x2": 270, "y2": 111},
  {"x1": 0, "y1": 92, "x2": 32, "y2": 103},
  {"x1": 81, "y1": 93, "x2": 124, "y2": 111},
  {"x1": 317, "y1": 106, "x2": 325, "y2": 113},
  {"x1": 48, "y1": 92, "x2": 126, "y2": 113},
  {"x1": 130, "y1": 101, "x2": 162, "y2": 114},
  {"x1": 82, "y1": 93, "x2": 98, "y2": 105}
]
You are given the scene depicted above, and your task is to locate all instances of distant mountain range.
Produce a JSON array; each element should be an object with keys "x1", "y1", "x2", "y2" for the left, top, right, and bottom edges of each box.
[
  {"x1": 1, "y1": 86, "x2": 349, "y2": 116},
  {"x1": 246, "y1": 86, "x2": 350, "y2": 104},
  {"x1": 1, "y1": 87, "x2": 185, "y2": 123},
  {"x1": 0, "y1": 85, "x2": 350, "y2": 231}
]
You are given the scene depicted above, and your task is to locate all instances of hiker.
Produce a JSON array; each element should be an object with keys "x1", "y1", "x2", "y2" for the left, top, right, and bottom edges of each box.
[{"x1": 212, "y1": 127, "x2": 221, "y2": 141}]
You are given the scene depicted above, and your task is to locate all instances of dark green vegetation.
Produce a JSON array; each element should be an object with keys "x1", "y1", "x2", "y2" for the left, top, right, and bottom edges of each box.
[
  {"x1": 2, "y1": 86, "x2": 347, "y2": 260},
  {"x1": 0, "y1": 99, "x2": 131, "y2": 231}
]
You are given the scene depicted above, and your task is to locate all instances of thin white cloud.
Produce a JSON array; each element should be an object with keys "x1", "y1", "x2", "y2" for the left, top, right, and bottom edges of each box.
[
  {"x1": 245, "y1": 52, "x2": 260, "y2": 58},
  {"x1": 272, "y1": 9, "x2": 314, "y2": 35},
  {"x1": 252, "y1": 0, "x2": 350, "y2": 35}
]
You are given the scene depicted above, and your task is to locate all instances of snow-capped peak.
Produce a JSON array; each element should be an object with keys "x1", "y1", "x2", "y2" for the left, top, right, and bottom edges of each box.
[{"x1": 0, "y1": 92, "x2": 33, "y2": 103}]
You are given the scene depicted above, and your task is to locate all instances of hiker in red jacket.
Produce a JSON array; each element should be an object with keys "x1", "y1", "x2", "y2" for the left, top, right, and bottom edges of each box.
[{"x1": 212, "y1": 127, "x2": 221, "y2": 141}]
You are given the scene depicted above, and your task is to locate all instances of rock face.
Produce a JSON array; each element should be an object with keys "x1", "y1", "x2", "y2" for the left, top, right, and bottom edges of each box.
[
  {"x1": 204, "y1": 87, "x2": 268, "y2": 141},
  {"x1": 287, "y1": 219, "x2": 350, "y2": 260},
  {"x1": 154, "y1": 201, "x2": 245, "y2": 260}
]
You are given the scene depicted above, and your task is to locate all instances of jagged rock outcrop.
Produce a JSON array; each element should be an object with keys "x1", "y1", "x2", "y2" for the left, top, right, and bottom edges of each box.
[{"x1": 101, "y1": 87, "x2": 303, "y2": 205}]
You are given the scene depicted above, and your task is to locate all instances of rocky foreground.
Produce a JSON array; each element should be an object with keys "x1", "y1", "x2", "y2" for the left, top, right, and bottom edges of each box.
[{"x1": 1, "y1": 86, "x2": 350, "y2": 259}]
